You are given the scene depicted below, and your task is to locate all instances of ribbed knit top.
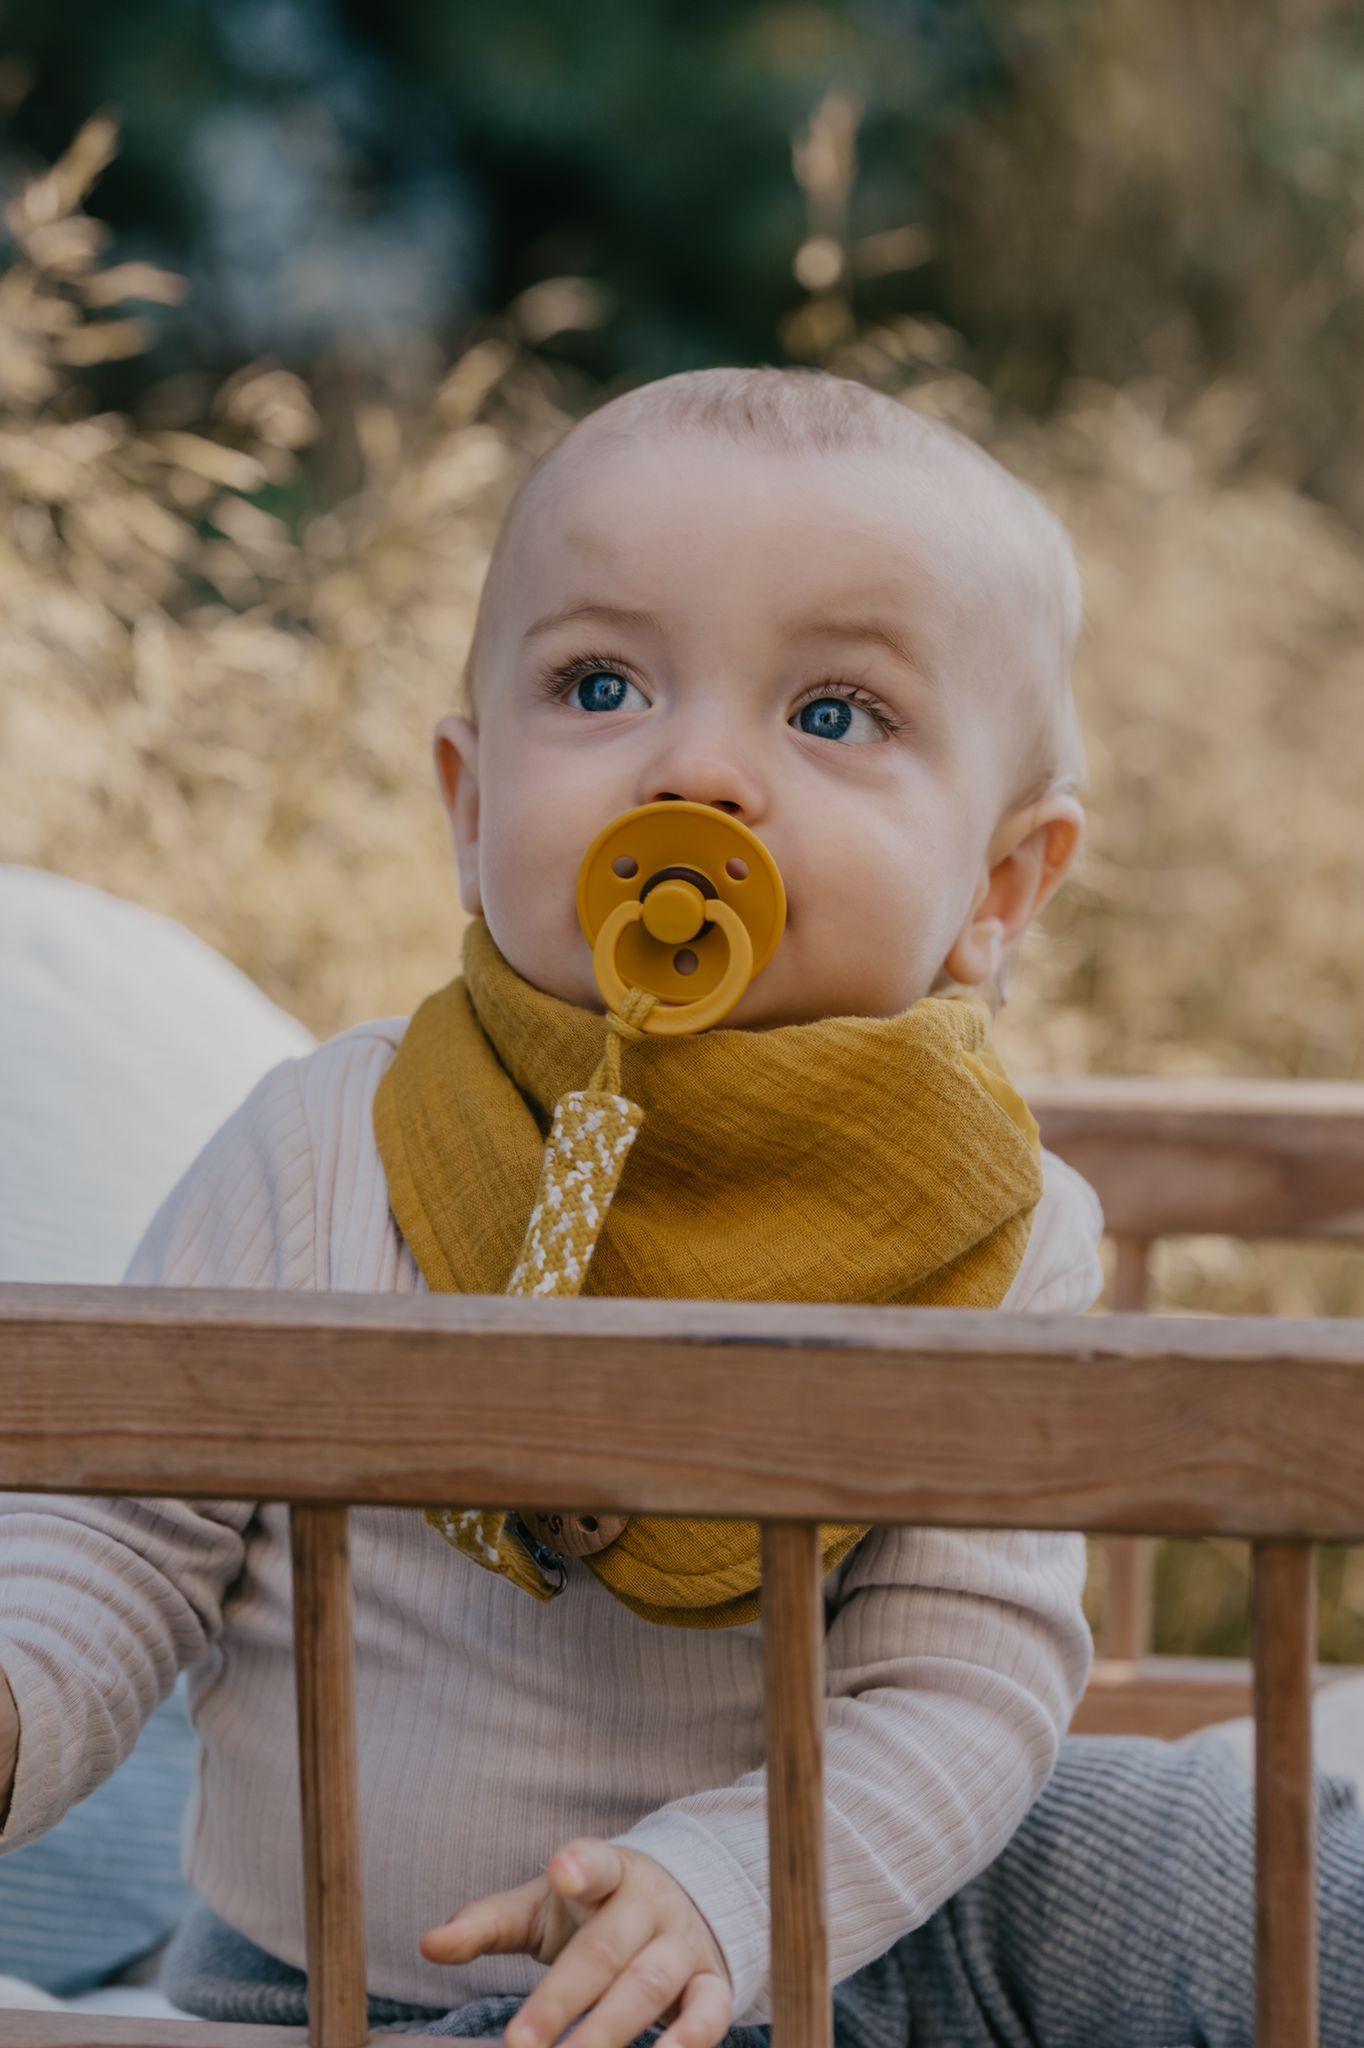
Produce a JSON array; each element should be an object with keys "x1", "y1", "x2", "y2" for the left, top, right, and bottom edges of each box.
[{"x1": 0, "y1": 1019, "x2": 1104, "y2": 2021}]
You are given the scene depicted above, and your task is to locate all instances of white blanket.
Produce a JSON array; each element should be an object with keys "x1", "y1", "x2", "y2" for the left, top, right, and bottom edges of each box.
[{"x1": 0, "y1": 864, "x2": 313, "y2": 1285}]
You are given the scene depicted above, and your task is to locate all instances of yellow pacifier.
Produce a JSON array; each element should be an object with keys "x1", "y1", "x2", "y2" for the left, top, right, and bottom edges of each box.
[{"x1": 576, "y1": 800, "x2": 786, "y2": 1033}]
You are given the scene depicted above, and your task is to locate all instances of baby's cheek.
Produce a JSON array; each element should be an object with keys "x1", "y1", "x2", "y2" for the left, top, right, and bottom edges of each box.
[
  {"x1": 478, "y1": 827, "x2": 603, "y2": 1008},
  {"x1": 801, "y1": 897, "x2": 940, "y2": 1016},
  {"x1": 823, "y1": 847, "x2": 950, "y2": 1007}
]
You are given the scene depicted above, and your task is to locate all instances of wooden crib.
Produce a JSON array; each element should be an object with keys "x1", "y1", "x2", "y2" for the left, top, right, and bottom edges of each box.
[
  {"x1": 0, "y1": 1074, "x2": 1360, "y2": 2048},
  {"x1": 1029, "y1": 1074, "x2": 1364, "y2": 1741}
]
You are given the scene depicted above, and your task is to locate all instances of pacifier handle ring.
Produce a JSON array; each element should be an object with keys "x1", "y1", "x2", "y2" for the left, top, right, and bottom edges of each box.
[{"x1": 593, "y1": 897, "x2": 755, "y2": 1036}]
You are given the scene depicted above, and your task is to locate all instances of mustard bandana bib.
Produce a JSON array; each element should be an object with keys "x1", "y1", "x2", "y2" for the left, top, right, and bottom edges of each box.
[{"x1": 373, "y1": 915, "x2": 1044, "y2": 1628}]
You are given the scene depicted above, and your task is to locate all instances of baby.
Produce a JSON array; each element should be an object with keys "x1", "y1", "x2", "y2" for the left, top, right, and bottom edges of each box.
[{"x1": 0, "y1": 365, "x2": 1105, "y2": 2047}]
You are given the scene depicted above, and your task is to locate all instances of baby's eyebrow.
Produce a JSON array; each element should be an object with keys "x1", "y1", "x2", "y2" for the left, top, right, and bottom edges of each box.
[
  {"x1": 523, "y1": 601, "x2": 665, "y2": 642},
  {"x1": 522, "y1": 598, "x2": 938, "y2": 691},
  {"x1": 785, "y1": 613, "x2": 938, "y2": 687}
]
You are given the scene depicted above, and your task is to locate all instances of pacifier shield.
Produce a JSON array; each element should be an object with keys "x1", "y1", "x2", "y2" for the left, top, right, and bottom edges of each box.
[{"x1": 577, "y1": 801, "x2": 786, "y2": 1027}]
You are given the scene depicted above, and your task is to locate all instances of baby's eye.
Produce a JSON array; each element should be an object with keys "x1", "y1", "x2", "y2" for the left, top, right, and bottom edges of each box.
[
  {"x1": 786, "y1": 692, "x2": 880, "y2": 749},
  {"x1": 551, "y1": 667, "x2": 649, "y2": 715}
]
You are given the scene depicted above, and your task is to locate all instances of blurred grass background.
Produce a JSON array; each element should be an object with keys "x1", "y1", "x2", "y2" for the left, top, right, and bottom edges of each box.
[{"x1": 1, "y1": 0, "x2": 1362, "y2": 1661}]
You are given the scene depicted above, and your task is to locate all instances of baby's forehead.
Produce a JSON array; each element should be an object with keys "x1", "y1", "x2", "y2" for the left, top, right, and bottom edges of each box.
[
  {"x1": 467, "y1": 399, "x2": 1079, "y2": 794},
  {"x1": 486, "y1": 422, "x2": 1074, "y2": 729},
  {"x1": 517, "y1": 421, "x2": 1038, "y2": 601}
]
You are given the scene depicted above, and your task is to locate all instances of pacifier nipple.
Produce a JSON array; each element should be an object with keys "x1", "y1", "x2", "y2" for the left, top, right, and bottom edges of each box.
[
  {"x1": 639, "y1": 875, "x2": 709, "y2": 946},
  {"x1": 576, "y1": 801, "x2": 786, "y2": 1035}
]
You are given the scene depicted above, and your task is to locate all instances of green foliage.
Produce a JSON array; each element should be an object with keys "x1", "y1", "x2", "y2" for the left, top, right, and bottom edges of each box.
[
  {"x1": 7, "y1": 0, "x2": 1364, "y2": 510},
  {"x1": 0, "y1": 0, "x2": 994, "y2": 387}
]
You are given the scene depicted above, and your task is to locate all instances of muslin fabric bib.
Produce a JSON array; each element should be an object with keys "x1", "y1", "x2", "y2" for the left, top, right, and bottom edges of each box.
[{"x1": 373, "y1": 914, "x2": 1044, "y2": 1628}]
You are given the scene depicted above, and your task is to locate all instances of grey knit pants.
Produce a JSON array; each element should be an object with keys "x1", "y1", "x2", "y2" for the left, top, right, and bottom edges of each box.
[{"x1": 161, "y1": 1734, "x2": 1364, "y2": 2047}]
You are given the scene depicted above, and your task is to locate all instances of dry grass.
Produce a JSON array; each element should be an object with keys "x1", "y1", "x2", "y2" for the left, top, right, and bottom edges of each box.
[{"x1": 3, "y1": 120, "x2": 1363, "y2": 1655}]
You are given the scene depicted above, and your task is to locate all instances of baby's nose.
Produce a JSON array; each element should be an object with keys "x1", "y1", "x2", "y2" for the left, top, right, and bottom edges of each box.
[
  {"x1": 643, "y1": 757, "x2": 757, "y2": 819},
  {"x1": 642, "y1": 713, "x2": 768, "y2": 822},
  {"x1": 654, "y1": 791, "x2": 743, "y2": 816}
]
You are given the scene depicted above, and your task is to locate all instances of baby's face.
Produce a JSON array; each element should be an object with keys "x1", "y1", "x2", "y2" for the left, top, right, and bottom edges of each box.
[{"x1": 436, "y1": 429, "x2": 1053, "y2": 1028}]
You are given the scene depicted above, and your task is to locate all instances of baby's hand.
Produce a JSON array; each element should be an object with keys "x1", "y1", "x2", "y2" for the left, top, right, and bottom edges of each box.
[{"x1": 420, "y1": 1837, "x2": 733, "y2": 2048}]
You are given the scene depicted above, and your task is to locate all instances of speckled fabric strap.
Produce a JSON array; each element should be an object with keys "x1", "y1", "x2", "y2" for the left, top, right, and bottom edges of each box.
[
  {"x1": 423, "y1": 988, "x2": 656, "y2": 1604},
  {"x1": 509, "y1": 1078, "x2": 650, "y2": 1300}
]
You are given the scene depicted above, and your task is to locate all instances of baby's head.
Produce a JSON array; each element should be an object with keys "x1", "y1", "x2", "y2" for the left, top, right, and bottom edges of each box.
[{"x1": 435, "y1": 365, "x2": 1085, "y2": 1030}]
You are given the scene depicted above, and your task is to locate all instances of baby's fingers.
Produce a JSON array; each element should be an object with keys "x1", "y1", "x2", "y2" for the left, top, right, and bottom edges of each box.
[
  {"x1": 505, "y1": 1896, "x2": 656, "y2": 2048},
  {"x1": 653, "y1": 1969, "x2": 733, "y2": 2048},
  {"x1": 421, "y1": 1874, "x2": 549, "y2": 1964},
  {"x1": 559, "y1": 1948, "x2": 732, "y2": 2048}
]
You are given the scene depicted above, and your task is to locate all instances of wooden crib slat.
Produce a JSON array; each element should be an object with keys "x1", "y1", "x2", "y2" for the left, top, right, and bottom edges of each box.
[
  {"x1": 1253, "y1": 1542, "x2": 1318, "y2": 2048},
  {"x1": 290, "y1": 1506, "x2": 368, "y2": 2048},
  {"x1": 761, "y1": 1523, "x2": 831, "y2": 2048},
  {"x1": 1101, "y1": 1236, "x2": 1156, "y2": 1660},
  {"x1": 1101, "y1": 1544, "x2": 1155, "y2": 1661}
]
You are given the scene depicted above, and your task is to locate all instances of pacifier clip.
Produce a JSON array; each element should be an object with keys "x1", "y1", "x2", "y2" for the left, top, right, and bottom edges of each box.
[{"x1": 425, "y1": 800, "x2": 787, "y2": 1597}]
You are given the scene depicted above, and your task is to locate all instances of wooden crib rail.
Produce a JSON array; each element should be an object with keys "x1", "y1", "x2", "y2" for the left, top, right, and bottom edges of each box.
[
  {"x1": 7, "y1": 1286, "x2": 1359, "y2": 1531},
  {"x1": 2, "y1": 1286, "x2": 1362, "y2": 2048},
  {"x1": 1023, "y1": 1073, "x2": 1364, "y2": 1243},
  {"x1": 3, "y1": 1284, "x2": 1364, "y2": 1532}
]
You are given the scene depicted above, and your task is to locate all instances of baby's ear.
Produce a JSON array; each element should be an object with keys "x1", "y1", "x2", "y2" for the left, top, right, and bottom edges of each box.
[
  {"x1": 942, "y1": 794, "x2": 1084, "y2": 991},
  {"x1": 433, "y1": 714, "x2": 482, "y2": 916},
  {"x1": 1005, "y1": 795, "x2": 1085, "y2": 929}
]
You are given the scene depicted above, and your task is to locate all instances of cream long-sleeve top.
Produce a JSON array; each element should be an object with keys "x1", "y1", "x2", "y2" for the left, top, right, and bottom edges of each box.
[{"x1": 0, "y1": 1018, "x2": 1105, "y2": 2021}]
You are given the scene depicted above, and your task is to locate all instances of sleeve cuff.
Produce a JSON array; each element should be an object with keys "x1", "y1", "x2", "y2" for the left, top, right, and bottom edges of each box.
[
  {"x1": 0, "y1": 1642, "x2": 67, "y2": 1856},
  {"x1": 611, "y1": 1808, "x2": 772, "y2": 2024}
]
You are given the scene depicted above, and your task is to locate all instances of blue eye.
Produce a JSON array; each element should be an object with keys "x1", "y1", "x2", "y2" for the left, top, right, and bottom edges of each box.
[
  {"x1": 552, "y1": 668, "x2": 649, "y2": 714},
  {"x1": 792, "y1": 690, "x2": 893, "y2": 745}
]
